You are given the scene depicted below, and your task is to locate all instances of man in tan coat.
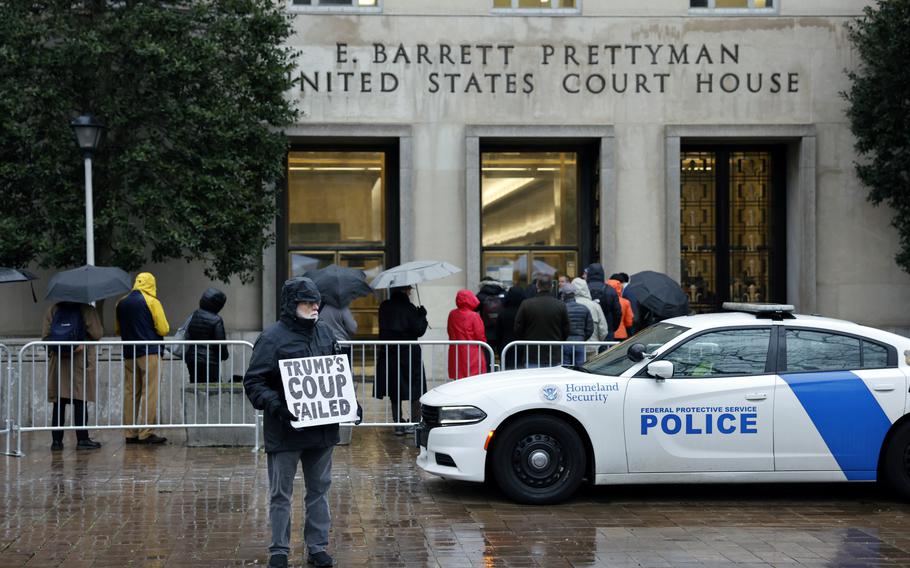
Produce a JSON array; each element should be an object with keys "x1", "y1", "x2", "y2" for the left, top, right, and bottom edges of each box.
[{"x1": 43, "y1": 302, "x2": 103, "y2": 450}]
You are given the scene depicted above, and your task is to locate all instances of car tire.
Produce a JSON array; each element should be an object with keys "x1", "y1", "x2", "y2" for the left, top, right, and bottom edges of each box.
[
  {"x1": 882, "y1": 422, "x2": 910, "y2": 500},
  {"x1": 492, "y1": 414, "x2": 585, "y2": 505}
]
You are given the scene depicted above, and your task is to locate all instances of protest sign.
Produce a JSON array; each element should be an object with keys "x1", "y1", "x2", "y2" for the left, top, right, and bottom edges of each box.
[{"x1": 279, "y1": 354, "x2": 358, "y2": 428}]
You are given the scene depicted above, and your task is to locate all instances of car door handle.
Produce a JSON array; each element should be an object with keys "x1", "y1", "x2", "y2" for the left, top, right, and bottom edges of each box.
[
  {"x1": 745, "y1": 392, "x2": 768, "y2": 401},
  {"x1": 872, "y1": 383, "x2": 895, "y2": 392}
]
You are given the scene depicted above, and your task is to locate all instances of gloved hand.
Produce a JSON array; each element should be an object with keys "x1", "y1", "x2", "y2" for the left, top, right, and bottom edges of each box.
[
  {"x1": 354, "y1": 404, "x2": 363, "y2": 425},
  {"x1": 269, "y1": 400, "x2": 298, "y2": 424},
  {"x1": 417, "y1": 305, "x2": 427, "y2": 316}
]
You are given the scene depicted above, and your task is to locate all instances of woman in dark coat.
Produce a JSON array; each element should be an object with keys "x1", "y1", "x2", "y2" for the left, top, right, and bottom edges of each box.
[
  {"x1": 184, "y1": 288, "x2": 229, "y2": 383},
  {"x1": 373, "y1": 286, "x2": 428, "y2": 434},
  {"x1": 495, "y1": 286, "x2": 525, "y2": 369}
]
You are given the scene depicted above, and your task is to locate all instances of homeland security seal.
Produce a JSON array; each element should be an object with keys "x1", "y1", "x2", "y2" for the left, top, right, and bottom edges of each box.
[{"x1": 540, "y1": 384, "x2": 561, "y2": 403}]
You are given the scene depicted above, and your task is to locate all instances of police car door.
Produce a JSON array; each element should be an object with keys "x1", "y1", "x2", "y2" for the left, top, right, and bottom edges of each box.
[
  {"x1": 624, "y1": 327, "x2": 775, "y2": 472},
  {"x1": 774, "y1": 327, "x2": 905, "y2": 478}
]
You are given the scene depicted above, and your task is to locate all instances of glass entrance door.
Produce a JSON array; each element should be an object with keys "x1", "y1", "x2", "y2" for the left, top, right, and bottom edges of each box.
[{"x1": 680, "y1": 147, "x2": 786, "y2": 312}]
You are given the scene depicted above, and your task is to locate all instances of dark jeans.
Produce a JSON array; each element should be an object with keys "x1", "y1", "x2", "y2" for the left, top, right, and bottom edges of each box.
[
  {"x1": 51, "y1": 398, "x2": 88, "y2": 442},
  {"x1": 185, "y1": 360, "x2": 221, "y2": 383},
  {"x1": 391, "y1": 396, "x2": 420, "y2": 423}
]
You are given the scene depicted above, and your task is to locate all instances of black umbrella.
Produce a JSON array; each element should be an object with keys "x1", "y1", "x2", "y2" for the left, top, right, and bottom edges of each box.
[
  {"x1": 305, "y1": 264, "x2": 373, "y2": 308},
  {"x1": 44, "y1": 265, "x2": 132, "y2": 304},
  {"x1": 626, "y1": 270, "x2": 690, "y2": 321},
  {"x1": 0, "y1": 267, "x2": 39, "y2": 302}
]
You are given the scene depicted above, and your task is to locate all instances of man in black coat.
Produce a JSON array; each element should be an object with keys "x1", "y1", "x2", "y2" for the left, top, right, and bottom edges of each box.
[
  {"x1": 183, "y1": 287, "x2": 229, "y2": 383},
  {"x1": 514, "y1": 277, "x2": 570, "y2": 367},
  {"x1": 244, "y1": 277, "x2": 339, "y2": 568},
  {"x1": 585, "y1": 263, "x2": 622, "y2": 340}
]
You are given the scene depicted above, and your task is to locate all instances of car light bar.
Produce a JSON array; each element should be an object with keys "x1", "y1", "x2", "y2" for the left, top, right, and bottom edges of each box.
[{"x1": 722, "y1": 302, "x2": 796, "y2": 320}]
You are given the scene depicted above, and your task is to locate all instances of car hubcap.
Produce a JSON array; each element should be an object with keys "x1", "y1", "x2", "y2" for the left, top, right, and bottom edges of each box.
[{"x1": 511, "y1": 433, "x2": 565, "y2": 489}]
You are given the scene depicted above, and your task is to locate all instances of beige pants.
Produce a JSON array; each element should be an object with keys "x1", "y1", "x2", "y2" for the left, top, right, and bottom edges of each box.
[{"x1": 123, "y1": 354, "x2": 160, "y2": 440}]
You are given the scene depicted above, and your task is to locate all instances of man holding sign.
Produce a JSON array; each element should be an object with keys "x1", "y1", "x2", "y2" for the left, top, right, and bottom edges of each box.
[{"x1": 244, "y1": 277, "x2": 357, "y2": 568}]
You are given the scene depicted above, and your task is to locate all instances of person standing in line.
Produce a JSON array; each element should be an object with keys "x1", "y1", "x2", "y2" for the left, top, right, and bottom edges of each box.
[
  {"x1": 612, "y1": 272, "x2": 640, "y2": 334},
  {"x1": 607, "y1": 278, "x2": 634, "y2": 340},
  {"x1": 319, "y1": 300, "x2": 358, "y2": 368},
  {"x1": 446, "y1": 289, "x2": 487, "y2": 379},
  {"x1": 514, "y1": 277, "x2": 570, "y2": 367},
  {"x1": 585, "y1": 263, "x2": 621, "y2": 341},
  {"x1": 495, "y1": 286, "x2": 525, "y2": 370},
  {"x1": 559, "y1": 284, "x2": 593, "y2": 365},
  {"x1": 184, "y1": 287, "x2": 229, "y2": 383},
  {"x1": 475, "y1": 277, "x2": 505, "y2": 369},
  {"x1": 43, "y1": 301, "x2": 104, "y2": 450},
  {"x1": 243, "y1": 277, "x2": 340, "y2": 568},
  {"x1": 116, "y1": 272, "x2": 169, "y2": 445},
  {"x1": 374, "y1": 285, "x2": 428, "y2": 436},
  {"x1": 571, "y1": 278, "x2": 608, "y2": 343}
]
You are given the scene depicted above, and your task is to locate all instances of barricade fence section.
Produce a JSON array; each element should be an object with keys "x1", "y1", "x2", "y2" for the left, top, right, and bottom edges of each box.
[
  {"x1": 7, "y1": 340, "x2": 255, "y2": 456},
  {"x1": 500, "y1": 340, "x2": 620, "y2": 371},
  {"x1": 339, "y1": 340, "x2": 495, "y2": 427},
  {"x1": 1, "y1": 343, "x2": 12, "y2": 455}
]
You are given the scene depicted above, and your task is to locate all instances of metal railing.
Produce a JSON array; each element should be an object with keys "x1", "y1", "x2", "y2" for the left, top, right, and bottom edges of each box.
[
  {"x1": 339, "y1": 340, "x2": 496, "y2": 426},
  {"x1": 500, "y1": 340, "x2": 619, "y2": 370},
  {"x1": 5, "y1": 340, "x2": 255, "y2": 456},
  {"x1": 0, "y1": 343, "x2": 12, "y2": 455}
]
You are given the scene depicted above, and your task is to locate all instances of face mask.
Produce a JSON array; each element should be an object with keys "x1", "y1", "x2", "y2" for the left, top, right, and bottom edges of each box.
[{"x1": 296, "y1": 306, "x2": 319, "y2": 321}]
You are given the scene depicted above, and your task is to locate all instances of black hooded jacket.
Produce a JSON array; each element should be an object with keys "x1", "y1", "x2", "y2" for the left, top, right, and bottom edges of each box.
[
  {"x1": 244, "y1": 278, "x2": 340, "y2": 452},
  {"x1": 585, "y1": 263, "x2": 622, "y2": 340},
  {"x1": 185, "y1": 288, "x2": 229, "y2": 365}
]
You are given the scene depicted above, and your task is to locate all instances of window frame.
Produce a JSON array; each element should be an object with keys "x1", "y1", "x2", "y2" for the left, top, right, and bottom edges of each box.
[
  {"x1": 288, "y1": 0, "x2": 382, "y2": 14},
  {"x1": 642, "y1": 325, "x2": 777, "y2": 379},
  {"x1": 491, "y1": 0, "x2": 581, "y2": 16},
  {"x1": 689, "y1": 0, "x2": 778, "y2": 15},
  {"x1": 778, "y1": 326, "x2": 898, "y2": 373}
]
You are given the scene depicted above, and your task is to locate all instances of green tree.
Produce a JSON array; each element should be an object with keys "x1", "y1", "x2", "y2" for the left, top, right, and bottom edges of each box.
[
  {"x1": 844, "y1": 0, "x2": 910, "y2": 273},
  {"x1": 0, "y1": 0, "x2": 298, "y2": 282}
]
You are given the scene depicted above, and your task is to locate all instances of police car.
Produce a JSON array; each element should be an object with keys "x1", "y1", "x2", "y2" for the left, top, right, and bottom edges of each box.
[{"x1": 416, "y1": 303, "x2": 910, "y2": 504}]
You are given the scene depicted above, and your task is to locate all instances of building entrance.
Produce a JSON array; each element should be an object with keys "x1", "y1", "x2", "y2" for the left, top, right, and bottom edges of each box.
[{"x1": 680, "y1": 146, "x2": 787, "y2": 312}]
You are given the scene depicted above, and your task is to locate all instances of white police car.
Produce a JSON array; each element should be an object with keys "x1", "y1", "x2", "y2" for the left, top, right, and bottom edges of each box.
[{"x1": 416, "y1": 303, "x2": 910, "y2": 504}]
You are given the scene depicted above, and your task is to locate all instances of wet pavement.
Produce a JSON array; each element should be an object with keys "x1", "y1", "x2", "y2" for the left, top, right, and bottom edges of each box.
[{"x1": 3, "y1": 428, "x2": 910, "y2": 567}]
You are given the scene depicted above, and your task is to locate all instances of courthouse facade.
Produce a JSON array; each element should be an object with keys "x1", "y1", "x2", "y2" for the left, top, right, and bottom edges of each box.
[{"x1": 2, "y1": 0, "x2": 908, "y2": 338}]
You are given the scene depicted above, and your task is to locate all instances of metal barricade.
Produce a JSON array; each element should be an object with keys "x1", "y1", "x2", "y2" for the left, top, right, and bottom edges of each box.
[
  {"x1": 500, "y1": 340, "x2": 619, "y2": 370},
  {"x1": 339, "y1": 340, "x2": 495, "y2": 427},
  {"x1": 0, "y1": 343, "x2": 14, "y2": 456},
  {"x1": 8, "y1": 340, "x2": 256, "y2": 456}
]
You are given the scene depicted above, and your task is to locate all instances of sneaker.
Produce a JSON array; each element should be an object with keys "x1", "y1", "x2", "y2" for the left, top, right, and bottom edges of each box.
[
  {"x1": 307, "y1": 550, "x2": 334, "y2": 567},
  {"x1": 267, "y1": 554, "x2": 288, "y2": 568},
  {"x1": 125, "y1": 437, "x2": 140, "y2": 444},
  {"x1": 51, "y1": 440, "x2": 63, "y2": 451},
  {"x1": 139, "y1": 434, "x2": 167, "y2": 445},
  {"x1": 76, "y1": 439, "x2": 102, "y2": 450}
]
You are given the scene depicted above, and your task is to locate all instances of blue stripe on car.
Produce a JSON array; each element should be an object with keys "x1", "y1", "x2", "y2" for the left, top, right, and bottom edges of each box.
[{"x1": 780, "y1": 371, "x2": 892, "y2": 481}]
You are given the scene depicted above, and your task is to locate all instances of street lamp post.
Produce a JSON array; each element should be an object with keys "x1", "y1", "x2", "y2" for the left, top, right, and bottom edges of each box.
[{"x1": 70, "y1": 115, "x2": 104, "y2": 266}]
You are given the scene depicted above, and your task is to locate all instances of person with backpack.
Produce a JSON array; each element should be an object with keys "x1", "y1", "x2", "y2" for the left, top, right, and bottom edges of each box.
[
  {"x1": 584, "y1": 263, "x2": 622, "y2": 340},
  {"x1": 183, "y1": 287, "x2": 230, "y2": 383},
  {"x1": 116, "y1": 272, "x2": 170, "y2": 445},
  {"x1": 43, "y1": 301, "x2": 103, "y2": 450}
]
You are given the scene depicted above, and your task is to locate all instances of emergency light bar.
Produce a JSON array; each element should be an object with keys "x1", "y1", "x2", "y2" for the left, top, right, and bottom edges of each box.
[{"x1": 721, "y1": 302, "x2": 796, "y2": 320}]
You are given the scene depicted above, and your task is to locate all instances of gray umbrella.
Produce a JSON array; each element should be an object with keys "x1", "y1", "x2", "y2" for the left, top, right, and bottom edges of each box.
[
  {"x1": 44, "y1": 265, "x2": 132, "y2": 304},
  {"x1": 305, "y1": 264, "x2": 373, "y2": 308},
  {"x1": 0, "y1": 267, "x2": 39, "y2": 302}
]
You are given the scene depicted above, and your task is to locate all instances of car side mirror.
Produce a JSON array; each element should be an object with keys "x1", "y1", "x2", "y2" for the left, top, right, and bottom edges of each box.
[
  {"x1": 627, "y1": 343, "x2": 647, "y2": 362},
  {"x1": 647, "y1": 360, "x2": 673, "y2": 381}
]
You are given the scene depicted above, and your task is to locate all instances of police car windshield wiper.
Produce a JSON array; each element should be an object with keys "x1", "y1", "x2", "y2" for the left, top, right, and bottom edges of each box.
[{"x1": 564, "y1": 364, "x2": 593, "y2": 373}]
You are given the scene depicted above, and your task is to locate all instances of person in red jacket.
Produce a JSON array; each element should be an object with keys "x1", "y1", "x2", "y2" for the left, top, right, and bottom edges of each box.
[
  {"x1": 607, "y1": 278, "x2": 634, "y2": 340},
  {"x1": 447, "y1": 289, "x2": 488, "y2": 379}
]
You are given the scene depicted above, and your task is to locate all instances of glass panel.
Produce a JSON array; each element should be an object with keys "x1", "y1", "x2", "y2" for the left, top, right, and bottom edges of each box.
[
  {"x1": 481, "y1": 152, "x2": 578, "y2": 247},
  {"x1": 559, "y1": 0, "x2": 575, "y2": 7},
  {"x1": 665, "y1": 329, "x2": 770, "y2": 377},
  {"x1": 288, "y1": 151, "x2": 385, "y2": 246},
  {"x1": 292, "y1": 0, "x2": 312, "y2": 4},
  {"x1": 493, "y1": 0, "x2": 512, "y2": 7},
  {"x1": 532, "y1": 251, "x2": 578, "y2": 286},
  {"x1": 339, "y1": 253, "x2": 385, "y2": 338},
  {"x1": 785, "y1": 330, "x2": 861, "y2": 372},
  {"x1": 584, "y1": 323, "x2": 690, "y2": 377},
  {"x1": 863, "y1": 341, "x2": 889, "y2": 368},
  {"x1": 680, "y1": 152, "x2": 717, "y2": 313},
  {"x1": 319, "y1": 0, "x2": 353, "y2": 4},
  {"x1": 689, "y1": 0, "x2": 709, "y2": 6},
  {"x1": 289, "y1": 252, "x2": 334, "y2": 277},
  {"x1": 482, "y1": 251, "x2": 528, "y2": 288},
  {"x1": 754, "y1": 0, "x2": 771, "y2": 7},
  {"x1": 716, "y1": 0, "x2": 748, "y2": 6},
  {"x1": 357, "y1": 0, "x2": 377, "y2": 5},
  {"x1": 729, "y1": 152, "x2": 772, "y2": 305},
  {"x1": 518, "y1": 0, "x2": 552, "y2": 6}
]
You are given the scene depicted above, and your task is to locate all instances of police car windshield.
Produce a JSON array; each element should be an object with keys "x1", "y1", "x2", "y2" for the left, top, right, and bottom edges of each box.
[{"x1": 582, "y1": 323, "x2": 689, "y2": 377}]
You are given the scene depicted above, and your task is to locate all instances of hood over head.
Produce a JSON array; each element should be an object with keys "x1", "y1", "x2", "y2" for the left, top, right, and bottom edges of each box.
[
  {"x1": 133, "y1": 272, "x2": 157, "y2": 297},
  {"x1": 572, "y1": 277, "x2": 592, "y2": 300},
  {"x1": 199, "y1": 287, "x2": 227, "y2": 313},
  {"x1": 585, "y1": 263, "x2": 605, "y2": 283},
  {"x1": 455, "y1": 289, "x2": 480, "y2": 310},
  {"x1": 607, "y1": 278, "x2": 624, "y2": 296},
  {"x1": 504, "y1": 286, "x2": 525, "y2": 307},
  {"x1": 559, "y1": 284, "x2": 576, "y2": 300},
  {"x1": 280, "y1": 277, "x2": 321, "y2": 321}
]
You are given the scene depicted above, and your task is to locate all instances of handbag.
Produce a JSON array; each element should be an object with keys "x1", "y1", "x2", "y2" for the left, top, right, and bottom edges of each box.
[{"x1": 168, "y1": 312, "x2": 194, "y2": 358}]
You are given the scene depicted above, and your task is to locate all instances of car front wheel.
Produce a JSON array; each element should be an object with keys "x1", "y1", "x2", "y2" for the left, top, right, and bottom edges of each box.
[{"x1": 492, "y1": 414, "x2": 585, "y2": 505}]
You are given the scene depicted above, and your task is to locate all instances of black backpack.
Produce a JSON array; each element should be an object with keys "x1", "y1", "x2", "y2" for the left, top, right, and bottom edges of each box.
[{"x1": 47, "y1": 303, "x2": 86, "y2": 356}]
